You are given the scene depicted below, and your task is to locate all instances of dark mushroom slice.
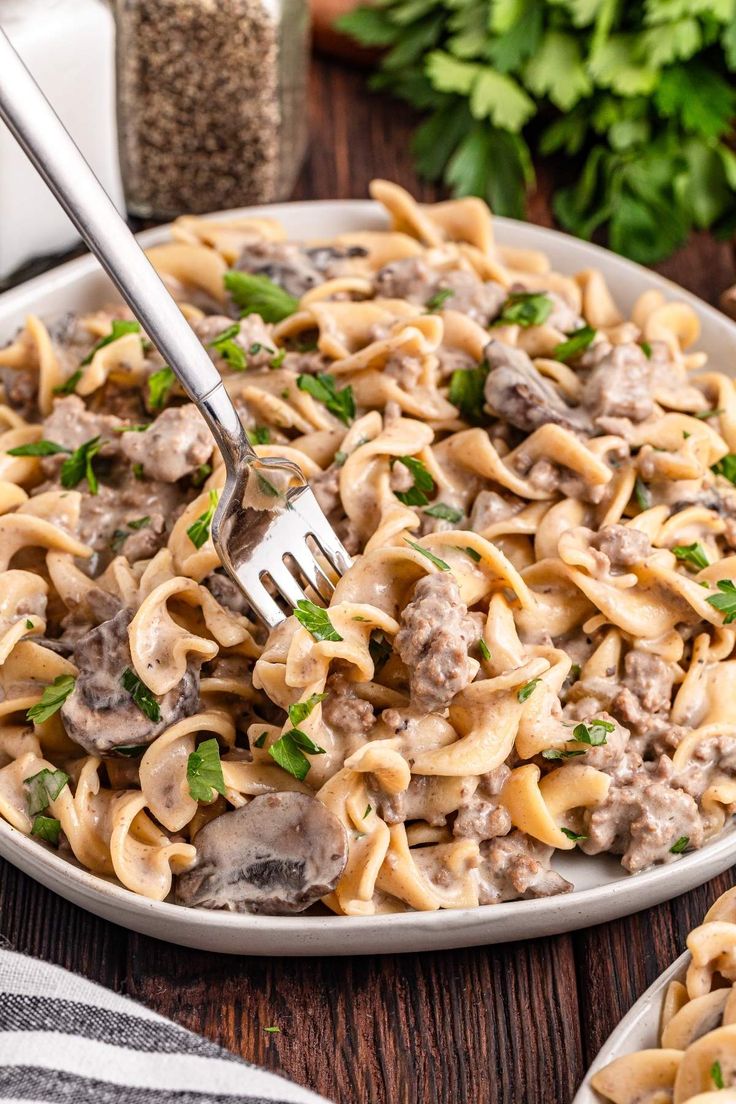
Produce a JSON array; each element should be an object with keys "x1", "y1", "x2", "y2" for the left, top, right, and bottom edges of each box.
[
  {"x1": 175, "y1": 792, "x2": 349, "y2": 915},
  {"x1": 60, "y1": 608, "x2": 200, "y2": 754}
]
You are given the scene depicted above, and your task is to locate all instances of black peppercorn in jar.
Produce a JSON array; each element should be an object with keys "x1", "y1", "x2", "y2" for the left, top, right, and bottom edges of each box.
[{"x1": 114, "y1": 0, "x2": 310, "y2": 218}]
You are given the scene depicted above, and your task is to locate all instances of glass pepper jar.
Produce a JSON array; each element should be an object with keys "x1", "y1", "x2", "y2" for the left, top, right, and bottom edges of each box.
[{"x1": 114, "y1": 0, "x2": 310, "y2": 218}]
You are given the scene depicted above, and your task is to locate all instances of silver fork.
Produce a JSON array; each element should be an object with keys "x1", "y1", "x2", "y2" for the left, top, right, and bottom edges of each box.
[{"x1": 0, "y1": 29, "x2": 351, "y2": 629}]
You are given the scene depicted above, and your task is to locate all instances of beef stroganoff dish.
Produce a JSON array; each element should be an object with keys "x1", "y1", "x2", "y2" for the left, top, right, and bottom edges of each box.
[{"x1": 0, "y1": 179, "x2": 736, "y2": 917}]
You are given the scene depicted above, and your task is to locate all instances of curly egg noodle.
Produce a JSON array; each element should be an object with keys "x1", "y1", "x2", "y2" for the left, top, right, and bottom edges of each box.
[
  {"x1": 0, "y1": 180, "x2": 735, "y2": 915},
  {"x1": 591, "y1": 887, "x2": 736, "y2": 1101}
]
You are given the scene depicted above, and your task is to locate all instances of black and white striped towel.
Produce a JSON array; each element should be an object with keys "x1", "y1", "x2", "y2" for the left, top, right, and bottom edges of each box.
[{"x1": 0, "y1": 944, "x2": 332, "y2": 1104}]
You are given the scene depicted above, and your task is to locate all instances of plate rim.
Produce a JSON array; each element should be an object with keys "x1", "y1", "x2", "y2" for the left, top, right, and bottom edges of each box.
[{"x1": 2, "y1": 197, "x2": 736, "y2": 953}]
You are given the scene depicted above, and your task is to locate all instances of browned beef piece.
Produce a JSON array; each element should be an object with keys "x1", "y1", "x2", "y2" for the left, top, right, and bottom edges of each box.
[
  {"x1": 483, "y1": 341, "x2": 591, "y2": 434},
  {"x1": 478, "y1": 831, "x2": 573, "y2": 904}
]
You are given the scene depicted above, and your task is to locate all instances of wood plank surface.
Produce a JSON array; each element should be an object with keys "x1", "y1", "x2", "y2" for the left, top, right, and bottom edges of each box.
[{"x1": 1, "y1": 50, "x2": 735, "y2": 1104}]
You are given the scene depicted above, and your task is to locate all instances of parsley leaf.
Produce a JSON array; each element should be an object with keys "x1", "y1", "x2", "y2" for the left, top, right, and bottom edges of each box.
[
  {"x1": 207, "y1": 323, "x2": 247, "y2": 370},
  {"x1": 707, "y1": 579, "x2": 736, "y2": 623},
  {"x1": 253, "y1": 732, "x2": 268, "y2": 749},
  {"x1": 560, "y1": 827, "x2": 587, "y2": 842},
  {"x1": 31, "y1": 815, "x2": 61, "y2": 845},
  {"x1": 449, "y1": 363, "x2": 488, "y2": 424},
  {"x1": 672, "y1": 542, "x2": 709, "y2": 570},
  {"x1": 670, "y1": 835, "x2": 690, "y2": 854},
  {"x1": 517, "y1": 678, "x2": 540, "y2": 702},
  {"x1": 121, "y1": 667, "x2": 161, "y2": 723},
  {"x1": 296, "y1": 373, "x2": 355, "y2": 426},
  {"x1": 7, "y1": 439, "x2": 70, "y2": 457},
  {"x1": 478, "y1": 639, "x2": 491, "y2": 660},
  {"x1": 425, "y1": 288, "x2": 455, "y2": 312},
  {"x1": 60, "y1": 437, "x2": 102, "y2": 493},
  {"x1": 247, "y1": 426, "x2": 271, "y2": 446},
  {"x1": 634, "y1": 477, "x2": 651, "y2": 511},
  {"x1": 186, "y1": 738, "x2": 226, "y2": 802},
  {"x1": 712, "y1": 454, "x2": 736, "y2": 485},
  {"x1": 192, "y1": 463, "x2": 212, "y2": 487},
  {"x1": 53, "y1": 369, "x2": 83, "y2": 396},
  {"x1": 269, "y1": 727, "x2": 326, "y2": 780},
  {"x1": 542, "y1": 747, "x2": 585, "y2": 760},
  {"x1": 26, "y1": 675, "x2": 76, "y2": 724},
  {"x1": 224, "y1": 271, "x2": 299, "y2": 323},
  {"x1": 187, "y1": 489, "x2": 219, "y2": 550},
  {"x1": 496, "y1": 291, "x2": 552, "y2": 327},
  {"x1": 25, "y1": 768, "x2": 70, "y2": 816},
  {"x1": 404, "y1": 538, "x2": 451, "y2": 572},
  {"x1": 391, "y1": 455, "x2": 435, "y2": 506},
  {"x1": 293, "y1": 599, "x2": 343, "y2": 642},
  {"x1": 81, "y1": 320, "x2": 141, "y2": 366},
  {"x1": 571, "y1": 719, "x2": 614, "y2": 746},
  {"x1": 148, "y1": 366, "x2": 176, "y2": 411},
  {"x1": 711, "y1": 1059, "x2": 725, "y2": 1090},
  {"x1": 424, "y1": 502, "x2": 463, "y2": 523},
  {"x1": 552, "y1": 325, "x2": 596, "y2": 362},
  {"x1": 288, "y1": 693, "x2": 328, "y2": 727}
]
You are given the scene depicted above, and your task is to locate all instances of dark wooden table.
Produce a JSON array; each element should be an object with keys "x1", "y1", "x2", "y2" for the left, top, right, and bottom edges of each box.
[{"x1": 2, "y1": 52, "x2": 736, "y2": 1104}]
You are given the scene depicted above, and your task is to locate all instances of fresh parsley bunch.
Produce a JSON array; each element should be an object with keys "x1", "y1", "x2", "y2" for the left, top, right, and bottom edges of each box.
[{"x1": 339, "y1": 0, "x2": 736, "y2": 263}]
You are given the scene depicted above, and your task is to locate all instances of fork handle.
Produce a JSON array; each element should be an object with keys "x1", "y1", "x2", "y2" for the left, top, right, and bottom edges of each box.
[{"x1": 0, "y1": 28, "x2": 254, "y2": 473}]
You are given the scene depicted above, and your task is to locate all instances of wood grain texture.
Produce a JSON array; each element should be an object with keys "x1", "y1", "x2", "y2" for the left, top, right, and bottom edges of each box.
[{"x1": 1, "y1": 49, "x2": 736, "y2": 1104}]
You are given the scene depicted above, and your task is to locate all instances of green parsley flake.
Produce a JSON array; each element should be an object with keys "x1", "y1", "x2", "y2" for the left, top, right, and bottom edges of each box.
[
  {"x1": 288, "y1": 692, "x2": 328, "y2": 726},
  {"x1": 31, "y1": 815, "x2": 61, "y2": 846},
  {"x1": 81, "y1": 320, "x2": 141, "y2": 366},
  {"x1": 121, "y1": 668, "x2": 161, "y2": 723},
  {"x1": 640, "y1": 342, "x2": 652, "y2": 358},
  {"x1": 363, "y1": 804, "x2": 372, "y2": 818},
  {"x1": 53, "y1": 369, "x2": 83, "y2": 396},
  {"x1": 207, "y1": 323, "x2": 247, "y2": 371},
  {"x1": 253, "y1": 732, "x2": 268, "y2": 749},
  {"x1": 560, "y1": 827, "x2": 587, "y2": 842},
  {"x1": 693, "y1": 408, "x2": 723, "y2": 420},
  {"x1": 25, "y1": 619, "x2": 34, "y2": 630},
  {"x1": 670, "y1": 835, "x2": 690, "y2": 854},
  {"x1": 270, "y1": 347, "x2": 286, "y2": 369},
  {"x1": 552, "y1": 325, "x2": 596, "y2": 362},
  {"x1": 517, "y1": 678, "x2": 540, "y2": 703},
  {"x1": 496, "y1": 291, "x2": 552, "y2": 328},
  {"x1": 706, "y1": 579, "x2": 736, "y2": 624},
  {"x1": 672, "y1": 542, "x2": 709, "y2": 570},
  {"x1": 187, "y1": 738, "x2": 226, "y2": 802},
  {"x1": 463, "y1": 546, "x2": 481, "y2": 562},
  {"x1": 404, "y1": 538, "x2": 450, "y2": 572},
  {"x1": 425, "y1": 288, "x2": 455, "y2": 312},
  {"x1": 711, "y1": 1060, "x2": 725, "y2": 1090},
  {"x1": 712, "y1": 454, "x2": 736, "y2": 485},
  {"x1": 296, "y1": 373, "x2": 355, "y2": 426},
  {"x1": 448, "y1": 363, "x2": 488, "y2": 425},
  {"x1": 25, "y1": 768, "x2": 70, "y2": 816},
  {"x1": 542, "y1": 747, "x2": 585, "y2": 760},
  {"x1": 424, "y1": 502, "x2": 463, "y2": 523},
  {"x1": 60, "y1": 436, "x2": 102, "y2": 494},
  {"x1": 191, "y1": 464, "x2": 212, "y2": 488},
  {"x1": 293, "y1": 599, "x2": 343, "y2": 642},
  {"x1": 224, "y1": 271, "x2": 299, "y2": 323},
  {"x1": 571, "y1": 719, "x2": 614, "y2": 746},
  {"x1": 269, "y1": 727, "x2": 326, "y2": 780},
  {"x1": 634, "y1": 477, "x2": 652, "y2": 511},
  {"x1": 478, "y1": 639, "x2": 491, "y2": 661},
  {"x1": 391, "y1": 455, "x2": 435, "y2": 506},
  {"x1": 148, "y1": 366, "x2": 176, "y2": 411},
  {"x1": 26, "y1": 675, "x2": 76, "y2": 724},
  {"x1": 187, "y1": 489, "x2": 219, "y2": 550},
  {"x1": 132, "y1": 462, "x2": 144, "y2": 480},
  {"x1": 7, "y1": 439, "x2": 70, "y2": 457},
  {"x1": 569, "y1": 664, "x2": 581, "y2": 681},
  {"x1": 334, "y1": 450, "x2": 348, "y2": 468},
  {"x1": 264, "y1": 1026, "x2": 281, "y2": 1034},
  {"x1": 247, "y1": 426, "x2": 272, "y2": 446}
]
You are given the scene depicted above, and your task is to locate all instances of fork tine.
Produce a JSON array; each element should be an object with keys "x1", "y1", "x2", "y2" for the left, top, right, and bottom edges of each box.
[
  {"x1": 239, "y1": 573, "x2": 285, "y2": 630},
  {"x1": 267, "y1": 560, "x2": 308, "y2": 612},
  {"x1": 289, "y1": 542, "x2": 335, "y2": 602}
]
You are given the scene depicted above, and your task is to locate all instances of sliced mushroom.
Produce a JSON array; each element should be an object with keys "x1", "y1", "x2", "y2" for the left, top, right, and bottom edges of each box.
[
  {"x1": 175, "y1": 792, "x2": 349, "y2": 914},
  {"x1": 61, "y1": 608, "x2": 200, "y2": 754}
]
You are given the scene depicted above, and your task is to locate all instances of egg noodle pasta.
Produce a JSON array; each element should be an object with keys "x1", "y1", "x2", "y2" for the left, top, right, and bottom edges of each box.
[{"x1": 0, "y1": 180, "x2": 735, "y2": 915}]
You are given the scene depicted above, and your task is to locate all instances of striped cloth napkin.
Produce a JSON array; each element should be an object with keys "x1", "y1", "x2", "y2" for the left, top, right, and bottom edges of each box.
[{"x1": 0, "y1": 942, "x2": 331, "y2": 1104}]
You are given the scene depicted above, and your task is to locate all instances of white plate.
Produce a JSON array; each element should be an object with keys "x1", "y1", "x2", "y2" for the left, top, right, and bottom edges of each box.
[
  {"x1": 573, "y1": 951, "x2": 689, "y2": 1104},
  {"x1": 1, "y1": 199, "x2": 736, "y2": 955}
]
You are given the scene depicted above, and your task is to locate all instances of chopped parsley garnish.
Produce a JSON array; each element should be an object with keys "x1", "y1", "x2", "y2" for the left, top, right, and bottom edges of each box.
[
  {"x1": 256, "y1": 472, "x2": 280, "y2": 498},
  {"x1": 26, "y1": 675, "x2": 76, "y2": 724},
  {"x1": 187, "y1": 738, "x2": 226, "y2": 802},
  {"x1": 712, "y1": 454, "x2": 736, "y2": 485},
  {"x1": 404, "y1": 538, "x2": 450, "y2": 572},
  {"x1": 121, "y1": 667, "x2": 161, "y2": 723},
  {"x1": 448, "y1": 363, "x2": 488, "y2": 425},
  {"x1": 571, "y1": 718, "x2": 614, "y2": 746},
  {"x1": 424, "y1": 502, "x2": 463, "y2": 523},
  {"x1": 81, "y1": 319, "x2": 141, "y2": 366},
  {"x1": 296, "y1": 373, "x2": 355, "y2": 426},
  {"x1": 53, "y1": 369, "x2": 83, "y2": 396},
  {"x1": 114, "y1": 423, "x2": 149, "y2": 433},
  {"x1": 269, "y1": 727, "x2": 326, "y2": 781},
  {"x1": 670, "y1": 835, "x2": 690, "y2": 854},
  {"x1": 148, "y1": 366, "x2": 176, "y2": 411},
  {"x1": 224, "y1": 271, "x2": 299, "y2": 323},
  {"x1": 517, "y1": 678, "x2": 540, "y2": 703},
  {"x1": 634, "y1": 477, "x2": 651, "y2": 511},
  {"x1": 111, "y1": 516, "x2": 151, "y2": 554},
  {"x1": 672, "y1": 542, "x2": 709, "y2": 570},
  {"x1": 7, "y1": 439, "x2": 69, "y2": 457},
  {"x1": 25, "y1": 768, "x2": 70, "y2": 816},
  {"x1": 334, "y1": 450, "x2": 348, "y2": 467},
  {"x1": 207, "y1": 323, "x2": 246, "y2": 370},
  {"x1": 706, "y1": 580, "x2": 736, "y2": 624},
  {"x1": 132, "y1": 462, "x2": 144, "y2": 480},
  {"x1": 116, "y1": 745, "x2": 145, "y2": 758},
  {"x1": 287, "y1": 692, "x2": 328, "y2": 727},
  {"x1": 264, "y1": 1026, "x2": 281, "y2": 1034},
  {"x1": 128, "y1": 516, "x2": 150, "y2": 531},
  {"x1": 711, "y1": 1060, "x2": 725, "y2": 1090},
  {"x1": 31, "y1": 815, "x2": 61, "y2": 846},
  {"x1": 369, "y1": 631, "x2": 392, "y2": 672},
  {"x1": 191, "y1": 463, "x2": 212, "y2": 488},
  {"x1": 363, "y1": 804, "x2": 372, "y2": 818},
  {"x1": 253, "y1": 732, "x2": 268, "y2": 749},
  {"x1": 293, "y1": 599, "x2": 343, "y2": 642},
  {"x1": 391, "y1": 455, "x2": 435, "y2": 506},
  {"x1": 463, "y1": 546, "x2": 481, "y2": 562},
  {"x1": 552, "y1": 325, "x2": 596, "y2": 363},
  {"x1": 60, "y1": 436, "x2": 102, "y2": 494},
  {"x1": 270, "y1": 347, "x2": 286, "y2": 369},
  {"x1": 495, "y1": 291, "x2": 553, "y2": 328},
  {"x1": 569, "y1": 664, "x2": 581, "y2": 681},
  {"x1": 542, "y1": 747, "x2": 585, "y2": 760},
  {"x1": 693, "y1": 408, "x2": 723, "y2": 420},
  {"x1": 478, "y1": 639, "x2": 491, "y2": 661},
  {"x1": 25, "y1": 619, "x2": 34, "y2": 629},
  {"x1": 640, "y1": 341, "x2": 652, "y2": 358},
  {"x1": 247, "y1": 426, "x2": 271, "y2": 446},
  {"x1": 425, "y1": 288, "x2": 455, "y2": 312},
  {"x1": 560, "y1": 827, "x2": 587, "y2": 842},
  {"x1": 187, "y1": 489, "x2": 219, "y2": 550}
]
